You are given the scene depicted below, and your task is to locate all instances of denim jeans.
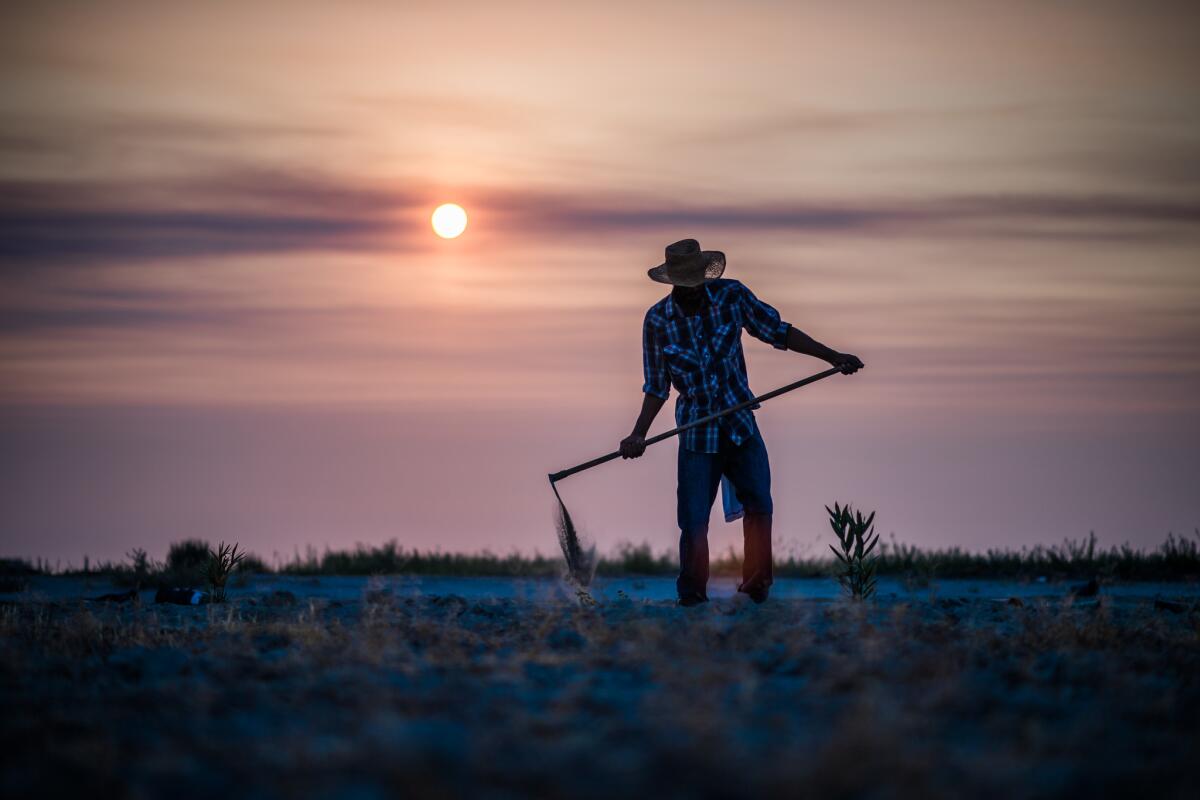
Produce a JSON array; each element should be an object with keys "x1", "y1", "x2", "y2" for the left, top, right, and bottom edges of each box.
[
  {"x1": 676, "y1": 422, "x2": 773, "y2": 601},
  {"x1": 678, "y1": 422, "x2": 773, "y2": 530}
]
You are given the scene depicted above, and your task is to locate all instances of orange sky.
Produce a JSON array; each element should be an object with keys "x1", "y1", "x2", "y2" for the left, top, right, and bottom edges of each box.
[{"x1": 2, "y1": 1, "x2": 1198, "y2": 563}]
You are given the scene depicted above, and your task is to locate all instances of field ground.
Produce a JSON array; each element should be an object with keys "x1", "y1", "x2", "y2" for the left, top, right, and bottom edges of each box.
[{"x1": 2, "y1": 576, "x2": 1198, "y2": 799}]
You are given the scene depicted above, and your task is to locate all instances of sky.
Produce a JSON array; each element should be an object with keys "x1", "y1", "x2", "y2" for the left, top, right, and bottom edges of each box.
[{"x1": 2, "y1": 0, "x2": 1198, "y2": 566}]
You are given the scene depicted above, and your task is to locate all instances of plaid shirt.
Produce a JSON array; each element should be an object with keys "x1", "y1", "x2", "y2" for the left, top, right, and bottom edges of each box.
[{"x1": 642, "y1": 278, "x2": 792, "y2": 453}]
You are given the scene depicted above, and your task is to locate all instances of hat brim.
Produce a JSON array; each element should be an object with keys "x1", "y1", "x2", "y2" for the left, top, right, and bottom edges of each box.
[{"x1": 647, "y1": 250, "x2": 725, "y2": 287}]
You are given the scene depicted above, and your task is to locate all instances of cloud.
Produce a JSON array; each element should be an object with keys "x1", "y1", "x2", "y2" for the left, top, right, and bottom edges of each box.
[
  {"x1": 342, "y1": 90, "x2": 553, "y2": 132},
  {"x1": 0, "y1": 111, "x2": 343, "y2": 163},
  {"x1": 1, "y1": 167, "x2": 410, "y2": 216},
  {"x1": 0, "y1": 168, "x2": 422, "y2": 268},
  {"x1": 659, "y1": 102, "x2": 1041, "y2": 149},
  {"x1": 943, "y1": 194, "x2": 1200, "y2": 224},
  {"x1": 2, "y1": 165, "x2": 1198, "y2": 270},
  {"x1": 0, "y1": 306, "x2": 240, "y2": 334},
  {"x1": 0, "y1": 208, "x2": 393, "y2": 265},
  {"x1": 486, "y1": 188, "x2": 1200, "y2": 239}
]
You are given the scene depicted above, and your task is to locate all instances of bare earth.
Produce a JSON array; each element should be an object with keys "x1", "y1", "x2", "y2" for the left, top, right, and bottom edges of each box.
[{"x1": 2, "y1": 576, "x2": 1198, "y2": 799}]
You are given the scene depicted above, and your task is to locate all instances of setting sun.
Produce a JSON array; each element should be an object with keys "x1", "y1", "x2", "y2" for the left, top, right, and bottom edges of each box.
[{"x1": 431, "y1": 203, "x2": 468, "y2": 238}]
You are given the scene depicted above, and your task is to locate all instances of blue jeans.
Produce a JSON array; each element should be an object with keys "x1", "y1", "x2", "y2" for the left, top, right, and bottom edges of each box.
[
  {"x1": 676, "y1": 423, "x2": 773, "y2": 601},
  {"x1": 677, "y1": 423, "x2": 773, "y2": 531}
]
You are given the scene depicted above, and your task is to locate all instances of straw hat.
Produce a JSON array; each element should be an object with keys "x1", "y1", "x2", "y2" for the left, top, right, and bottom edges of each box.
[{"x1": 647, "y1": 238, "x2": 726, "y2": 287}]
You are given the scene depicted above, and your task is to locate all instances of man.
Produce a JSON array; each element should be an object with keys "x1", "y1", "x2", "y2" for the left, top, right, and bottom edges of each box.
[{"x1": 619, "y1": 239, "x2": 864, "y2": 606}]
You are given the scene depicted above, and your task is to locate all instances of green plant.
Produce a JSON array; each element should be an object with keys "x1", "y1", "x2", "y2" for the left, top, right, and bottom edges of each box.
[
  {"x1": 205, "y1": 541, "x2": 247, "y2": 603},
  {"x1": 827, "y1": 502, "x2": 879, "y2": 600}
]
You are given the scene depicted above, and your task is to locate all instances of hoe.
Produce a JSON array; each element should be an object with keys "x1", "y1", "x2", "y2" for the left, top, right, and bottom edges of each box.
[{"x1": 548, "y1": 366, "x2": 842, "y2": 586}]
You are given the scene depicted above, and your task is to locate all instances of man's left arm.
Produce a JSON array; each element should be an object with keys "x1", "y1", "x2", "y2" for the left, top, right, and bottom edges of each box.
[
  {"x1": 738, "y1": 282, "x2": 864, "y2": 375},
  {"x1": 784, "y1": 326, "x2": 863, "y2": 374}
]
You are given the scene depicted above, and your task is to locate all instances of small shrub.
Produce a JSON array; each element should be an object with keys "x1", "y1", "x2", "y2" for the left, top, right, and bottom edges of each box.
[
  {"x1": 165, "y1": 539, "x2": 211, "y2": 585},
  {"x1": 828, "y1": 502, "x2": 879, "y2": 600},
  {"x1": 0, "y1": 576, "x2": 29, "y2": 593},
  {"x1": 236, "y1": 553, "x2": 269, "y2": 574},
  {"x1": 106, "y1": 547, "x2": 161, "y2": 588},
  {"x1": 0, "y1": 558, "x2": 39, "y2": 577},
  {"x1": 598, "y1": 542, "x2": 673, "y2": 576},
  {"x1": 0, "y1": 559, "x2": 37, "y2": 592}
]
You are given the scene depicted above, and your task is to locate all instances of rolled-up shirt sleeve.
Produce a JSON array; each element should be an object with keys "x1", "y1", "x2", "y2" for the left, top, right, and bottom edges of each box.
[
  {"x1": 641, "y1": 311, "x2": 670, "y2": 399},
  {"x1": 737, "y1": 281, "x2": 791, "y2": 350}
]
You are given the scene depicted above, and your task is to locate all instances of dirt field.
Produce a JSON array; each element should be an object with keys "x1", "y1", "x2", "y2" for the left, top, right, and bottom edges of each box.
[{"x1": 2, "y1": 578, "x2": 1198, "y2": 799}]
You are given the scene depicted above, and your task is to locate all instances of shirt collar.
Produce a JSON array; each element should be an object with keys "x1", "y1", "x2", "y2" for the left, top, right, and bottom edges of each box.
[{"x1": 666, "y1": 282, "x2": 715, "y2": 318}]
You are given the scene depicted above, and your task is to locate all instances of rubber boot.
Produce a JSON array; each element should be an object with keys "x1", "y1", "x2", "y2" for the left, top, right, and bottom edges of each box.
[
  {"x1": 737, "y1": 512, "x2": 773, "y2": 603},
  {"x1": 677, "y1": 523, "x2": 710, "y2": 605}
]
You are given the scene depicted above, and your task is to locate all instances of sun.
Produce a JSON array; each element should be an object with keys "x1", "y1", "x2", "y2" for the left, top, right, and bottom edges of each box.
[{"x1": 431, "y1": 203, "x2": 468, "y2": 239}]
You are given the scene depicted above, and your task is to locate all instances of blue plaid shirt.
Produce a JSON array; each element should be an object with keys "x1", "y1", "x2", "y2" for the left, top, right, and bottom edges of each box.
[{"x1": 642, "y1": 278, "x2": 792, "y2": 453}]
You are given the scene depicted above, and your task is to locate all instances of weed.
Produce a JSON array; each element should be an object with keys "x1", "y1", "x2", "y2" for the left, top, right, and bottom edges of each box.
[
  {"x1": 828, "y1": 502, "x2": 879, "y2": 600},
  {"x1": 126, "y1": 548, "x2": 157, "y2": 586},
  {"x1": 205, "y1": 542, "x2": 247, "y2": 603}
]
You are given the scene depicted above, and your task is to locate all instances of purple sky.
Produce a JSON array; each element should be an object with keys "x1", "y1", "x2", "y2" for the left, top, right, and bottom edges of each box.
[{"x1": 2, "y1": 1, "x2": 1198, "y2": 565}]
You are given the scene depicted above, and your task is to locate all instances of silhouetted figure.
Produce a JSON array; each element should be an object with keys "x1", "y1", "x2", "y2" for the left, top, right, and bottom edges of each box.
[{"x1": 620, "y1": 239, "x2": 863, "y2": 606}]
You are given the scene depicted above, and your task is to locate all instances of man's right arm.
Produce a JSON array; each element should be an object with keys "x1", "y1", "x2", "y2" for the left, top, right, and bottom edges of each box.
[
  {"x1": 620, "y1": 393, "x2": 666, "y2": 458},
  {"x1": 621, "y1": 311, "x2": 669, "y2": 459}
]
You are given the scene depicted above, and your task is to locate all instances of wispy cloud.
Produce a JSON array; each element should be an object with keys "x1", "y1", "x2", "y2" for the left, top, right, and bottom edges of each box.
[
  {"x1": 4, "y1": 166, "x2": 1198, "y2": 269},
  {"x1": 0, "y1": 168, "x2": 423, "y2": 267},
  {"x1": 659, "y1": 102, "x2": 1042, "y2": 148},
  {"x1": 0, "y1": 207, "x2": 394, "y2": 265},
  {"x1": 0, "y1": 112, "x2": 340, "y2": 157}
]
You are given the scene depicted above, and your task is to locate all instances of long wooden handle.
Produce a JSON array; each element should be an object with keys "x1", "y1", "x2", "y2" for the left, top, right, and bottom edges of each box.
[{"x1": 548, "y1": 366, "x2": 841, "y2": 484}]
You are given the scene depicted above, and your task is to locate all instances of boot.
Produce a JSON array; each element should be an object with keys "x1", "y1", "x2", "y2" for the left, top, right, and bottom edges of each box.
[
  {"x1": 677, "y1": 522, "x2": 710, "y2": 605},
  {"x1": 737, "y1": 512, "x2": 773, "y2": 603}
]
